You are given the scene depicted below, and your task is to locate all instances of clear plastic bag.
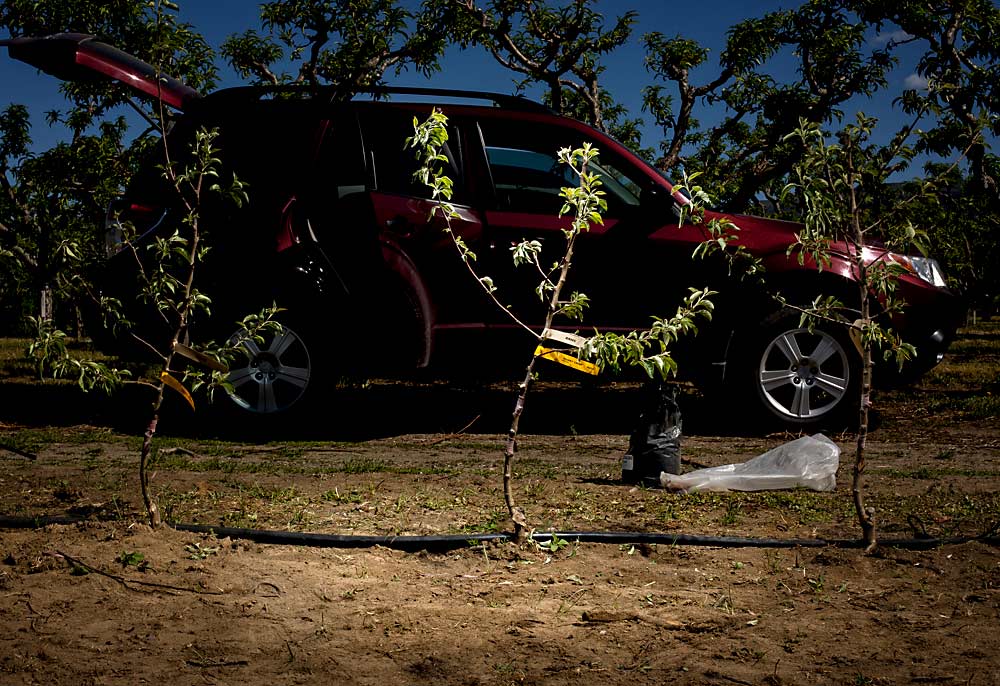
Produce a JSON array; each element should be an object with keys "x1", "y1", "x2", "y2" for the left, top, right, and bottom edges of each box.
[{"x1": 660, "y1": 434, "x2": 840, "y2": 493}]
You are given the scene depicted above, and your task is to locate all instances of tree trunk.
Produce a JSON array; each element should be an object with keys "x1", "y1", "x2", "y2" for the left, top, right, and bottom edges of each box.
[
  {"x1": 139, "y1": 404, "x2": 163, "y2": 529},
  {"x1": 850, "y1": 169, "x2": 876, "y2": 552},
  {"x1": 503, "y1": 363, "x2": 535, "y2": 544},
  {"x1": 39, "y1": 285, "x2": 53, "y2": 323},
  {"x1": 852, "y1": 312, "x2": 876, "y2": 552}
]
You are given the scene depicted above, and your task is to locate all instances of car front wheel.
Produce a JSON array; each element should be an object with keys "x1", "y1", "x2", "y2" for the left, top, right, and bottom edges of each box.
[{"x1": 744, "y1": 316, "x2": 860, "y2": 429}]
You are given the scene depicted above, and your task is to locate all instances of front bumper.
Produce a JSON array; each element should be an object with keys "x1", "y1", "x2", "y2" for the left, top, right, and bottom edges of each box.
[{"x1": 880, "y1": 275, "x2": 965, "y2": 384}]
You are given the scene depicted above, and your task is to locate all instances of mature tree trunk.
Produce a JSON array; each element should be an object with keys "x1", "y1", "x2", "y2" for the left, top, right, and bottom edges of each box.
[{"x1": 39, "y1": 285, "x2": 53, "y2": 322}]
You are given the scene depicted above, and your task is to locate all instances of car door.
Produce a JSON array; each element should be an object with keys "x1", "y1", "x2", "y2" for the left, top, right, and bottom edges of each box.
[
  {"x1": 355, "y1": 105, "x2": 495, "y2": 362},
  {"x1": 473, "y1": 114, "x2": 707, "y2": 336}
]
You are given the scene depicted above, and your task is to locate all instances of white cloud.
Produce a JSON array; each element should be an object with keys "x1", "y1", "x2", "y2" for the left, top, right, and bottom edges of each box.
[
  {"x1": 903, "y1": 73, "x2": 929, "y2": 91},
  {"x1": 872, "y1": 29, "x2": 914, "y2": 46}
]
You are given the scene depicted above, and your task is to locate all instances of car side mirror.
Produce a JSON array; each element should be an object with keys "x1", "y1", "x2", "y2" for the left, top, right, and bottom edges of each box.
[{"x1": 638, "y1": 185, "x2": 677, "y2": 227}]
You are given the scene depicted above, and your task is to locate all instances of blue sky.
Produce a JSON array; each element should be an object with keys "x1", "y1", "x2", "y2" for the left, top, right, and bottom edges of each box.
[{"x1": 1, "y1": 0, "x2": 930, "y2": 159}]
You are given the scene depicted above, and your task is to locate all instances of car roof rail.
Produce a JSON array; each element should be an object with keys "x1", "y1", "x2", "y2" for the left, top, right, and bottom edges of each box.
[
  {"x1": 358, "y1": 86, "x2": 555, "y2": 113},
  {"x1": 202, "y1": 84, "x2": 555, "y2": 114}
]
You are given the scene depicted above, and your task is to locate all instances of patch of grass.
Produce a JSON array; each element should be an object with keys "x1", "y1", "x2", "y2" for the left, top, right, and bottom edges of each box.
[
  {"x1": 420, "y1": 497, "x2": 448, "y2": 511},
  {"x1": 185, "y1": 542, "x2": 220, "y2": 560},
  {"x1": 0, "y1": 429, "x2": 51, "y2": 456},
  {"x1": 0, "y1": 338, "x2": 35, "y2": 379},
  {"x1": 878, "y1": 467, "x2": 1000, "y2": 479},
  {"x1": 925, "y1": 365, "x2": 999, "y2": 387},
  {"x1": 375, "y1": 463, "x2": 453, "y2": 476},
  {"x1": 429, "y1": 440, "x2": 499, "y2": 452},
  {"x1": 945, "y1": 336, "x2": 1000, "y2": 356},
  {"x1": 0, "y1": 426, "x2": 120, "y2": 455},
  {"x1": 150, "y1": 450, "x2": 454, "y2": 478},
  {"x1": 239, "y1": 483, "x2": 301, "y2": 504},
  {"x1": 340, "y1": 457, "x2": 390, "y2": 473},
  {"x1": 881, "y1": 491, "x2": 1000, "y2": 537},
  {"x1": 655, "y1": 499, "x2": 680, "y2": 522},
  {"x1": 321, "y1": 487, "x2": 364, "y2": 504},
  {"x1": 220, "y1": 508, "x2": 260, "y2": 528},
  {"x1": 153, "y1": 454, "x2": 278, "y2": 474},
  {"x1": 523, "y1": 480, "x2": 548, "y2": 499},
  {"x1": 460, "y1": 508, "x2": 508, "y2": 534},
  {"x1": 963, "y1": 394, "x2": 1000, "y2": 419},
  {"x1": 721, "y1": 500, "x2": 743, "y2": 526},
  {"x1": 285, "y1": 507, "x2": 313, "y2": 528},
  {"x1": 648, "y1": 490, "x2": 837, "y2": 527},
  {"x1": 157, "y1": 486, "x2": 202, "y2": 521},
  {"x1": 926, "y1": 393, "x2": 1000, "y2": 419},
  {"x1": 0, "y1": 336, "x2": 133, "y2": 382},
  {"x1": 515, "y1": 459, "x2": 559, "y2": 479}
]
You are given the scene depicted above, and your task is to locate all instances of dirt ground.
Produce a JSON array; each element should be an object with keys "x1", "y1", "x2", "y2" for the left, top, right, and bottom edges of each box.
[{"x1": 1, "y1": 323, "x2": 999, "y2": 685}]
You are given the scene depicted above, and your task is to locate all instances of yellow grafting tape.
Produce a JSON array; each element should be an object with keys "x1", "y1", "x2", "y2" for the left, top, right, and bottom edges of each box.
[
  {"x1": 160, "y1": 371, "x2": 196, "y2": 411},
  {"x1": 534, "y1": 345, "x2": 600, "y2": 376}
]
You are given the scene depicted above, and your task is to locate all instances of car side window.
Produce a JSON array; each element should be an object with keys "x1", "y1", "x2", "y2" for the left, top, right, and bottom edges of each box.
[
  {"x1": 478, "y1": 119, "x2": 644, "y2": 217},
  {"x1": 485, "y1": 146, "x2": 571, "y2": 214},
  {"x1": 315, "y1": 111, "x2": 368, "y2": 201},
  {"x1": 361, "y1": 107, "x2": 464, "y2": 202}
]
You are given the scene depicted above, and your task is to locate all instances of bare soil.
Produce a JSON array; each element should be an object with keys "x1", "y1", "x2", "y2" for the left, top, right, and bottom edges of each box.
[{"x1": 1, "y1": 324, "x2": 998, "y2": 685}]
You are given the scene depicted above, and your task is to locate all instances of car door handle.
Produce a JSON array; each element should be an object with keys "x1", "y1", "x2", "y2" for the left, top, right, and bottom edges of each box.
[
  {"x1": 385, "y1": 214, "x2": 413, "y2": 231},
  {"x1": 385, "y1": 215, "x2": 414, "y2": 234}
]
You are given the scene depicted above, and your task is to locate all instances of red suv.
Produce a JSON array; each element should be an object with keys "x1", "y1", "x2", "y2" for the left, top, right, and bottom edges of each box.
[{"x1": 4, "y1": 33, "x2": 965, "y2": 430}]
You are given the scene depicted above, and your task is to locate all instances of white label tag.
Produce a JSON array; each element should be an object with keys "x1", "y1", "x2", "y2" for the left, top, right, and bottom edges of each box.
[
  {"x1": 622, "y1": 455, "x2": 634, "y2": 471},
  {"x1": 541, "y1": 328, "x2": 588, "y2": 348}
]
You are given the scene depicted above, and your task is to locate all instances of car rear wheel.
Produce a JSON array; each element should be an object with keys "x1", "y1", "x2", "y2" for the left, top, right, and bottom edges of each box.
[{"x1": 225, "y1": 323, "x2": 313, "y2": 414}]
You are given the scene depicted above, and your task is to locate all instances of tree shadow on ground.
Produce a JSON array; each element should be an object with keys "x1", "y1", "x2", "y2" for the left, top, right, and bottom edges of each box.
[{"x1": 0, "y1": 377, "x2": 847, "y2": 441}]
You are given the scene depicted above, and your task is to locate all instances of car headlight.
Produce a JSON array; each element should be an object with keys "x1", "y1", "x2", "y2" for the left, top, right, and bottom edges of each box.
[{"x1": 890, "y1": 254, "x2": 948, "y2": 288}]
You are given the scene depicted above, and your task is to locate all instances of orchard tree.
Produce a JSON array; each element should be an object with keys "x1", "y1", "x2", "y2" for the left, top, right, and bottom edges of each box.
[
  {"x1": 0, "y1": 106, "x2": 131, "y2": 327},
  {"x1": 854, "y1": 0, "x2": 1000, "y2": 196},
  {"x1": 0, "y1": 0, "x2": 217, "y2": 327},
  {"x1": 221, "y1": 0, "x2": 449, "y2": 95},
  {"x1": 642, "y1": 0, "x2": 896, "y2": 212},
  {"x1": 544, "y1": 84, "x2": 647, "y2": 156},
  {"x1": 780, "y1": 111, "x2": 979, "y2": 549},
  {"x1": 902, "y1": 156, "x2": 1000, "y2": 310},
  {"x1": 439, "y1": 0, "x2": 636, "y2": 135},
  {"x1": 837, "y1": 0, "x2": 999, "y2": 310},
  {"x1": 4, "y1": 2, "x2": 279, "y2": 527},
  {"x1": 409, "y1": 110, "x2": 715, "y2": 541},
  {"x1": 640, "y1": 0, "x2": 998, "y2": 218}
]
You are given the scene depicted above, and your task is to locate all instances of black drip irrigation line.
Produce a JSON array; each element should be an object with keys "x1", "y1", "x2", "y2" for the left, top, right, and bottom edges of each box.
[{"x1": 2, "y1": 515, "x2": 999, "y2": 552}]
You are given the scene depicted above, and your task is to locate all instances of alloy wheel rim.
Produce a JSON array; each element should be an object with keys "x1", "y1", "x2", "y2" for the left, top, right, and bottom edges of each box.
[
  {"x1": 226, "y1": 325, "x2": 311, "y2": 414},
  {"x1": 758, "y1": 328, "x2": 849, "y2": 421}
]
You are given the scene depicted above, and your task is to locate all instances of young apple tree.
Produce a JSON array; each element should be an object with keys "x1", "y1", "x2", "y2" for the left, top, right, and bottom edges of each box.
[
  {"x1": 782, "y1": 114, "x2": 958, "y2": 550},
  {"x1": 408, "y1": 109, "x2": 715, "y2": 542}
]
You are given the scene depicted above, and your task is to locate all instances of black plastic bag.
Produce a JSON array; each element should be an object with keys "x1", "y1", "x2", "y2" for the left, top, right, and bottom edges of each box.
[{"x1": 621, "y1": 381, "x2": 681, "y2": 486}]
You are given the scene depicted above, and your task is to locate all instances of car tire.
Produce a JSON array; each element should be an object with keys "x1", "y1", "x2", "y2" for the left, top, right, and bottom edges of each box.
[
  {"x1": 213, "y1": 265, "x2": 429, "y2": 434},
  {"x1": 734, "y1": 311, "x2": 860, "y2": 430},
  {"x1": 223, "y1": 321, "x2": 317, "y2": 416}
]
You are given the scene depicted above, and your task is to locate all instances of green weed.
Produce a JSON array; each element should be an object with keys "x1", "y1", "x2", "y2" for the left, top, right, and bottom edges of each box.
[
  {"x1": 185, "y1": 542, "x2": 220, "y2": 560},
  {"x1": 116, "y1": 551, "x2": 148, "y2": 571},
  {"x1": 536, "y1": 532, "x2": 573, "y2": 553},
  {"x1": 461, "y1": 508, "x2": 508, "y2": 534},
  {"x1": 721, "y1": 500, "x2": 743, "y2": 526}
]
